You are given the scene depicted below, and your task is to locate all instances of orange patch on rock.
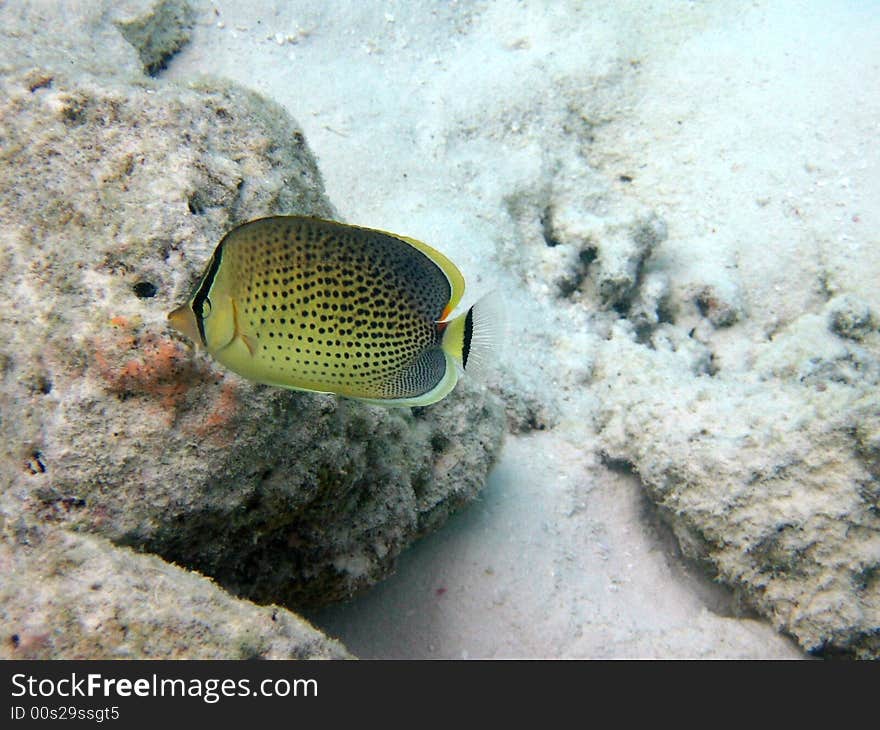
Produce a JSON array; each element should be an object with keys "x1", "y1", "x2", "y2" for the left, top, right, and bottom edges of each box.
[
  {"x1": 93, "y1": 325, "x2": 210, "y2": 421},
  {"x1": 193, "y1": 379, "x2": 240, "y2": 444}
]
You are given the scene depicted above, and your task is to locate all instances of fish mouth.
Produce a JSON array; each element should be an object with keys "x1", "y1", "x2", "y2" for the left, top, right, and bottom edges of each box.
[{"x1": 167, "y1": 303, "x2": 202, "y2": 345}]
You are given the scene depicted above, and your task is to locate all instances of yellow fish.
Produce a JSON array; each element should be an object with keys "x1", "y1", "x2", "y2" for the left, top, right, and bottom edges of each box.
[{"x1": 168, "y1": 216, "x2": 500, "y2": 406}]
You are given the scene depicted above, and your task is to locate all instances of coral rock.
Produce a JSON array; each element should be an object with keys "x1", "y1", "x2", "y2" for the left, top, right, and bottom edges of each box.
[{"x1": 597, "y1": 315, "x2": 880, "y2": 658}]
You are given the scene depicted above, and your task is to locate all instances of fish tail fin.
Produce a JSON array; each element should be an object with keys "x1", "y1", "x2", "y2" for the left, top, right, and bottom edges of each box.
[{"x1": 440, "y1": 290, "x2": 506, "y2": 381}]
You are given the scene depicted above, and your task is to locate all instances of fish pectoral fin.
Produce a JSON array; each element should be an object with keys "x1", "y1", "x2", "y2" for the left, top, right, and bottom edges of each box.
[
  {"x1": 230, "y1": 298, "x2": 258, "y2": 357},
  {"x1": 241, "y1": 333, "x2": 258, "y2": 356}
]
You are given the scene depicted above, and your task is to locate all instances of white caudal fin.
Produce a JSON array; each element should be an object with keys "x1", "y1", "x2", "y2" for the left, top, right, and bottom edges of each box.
[{"x1": 462, "y1": 290, "x2": 506, "y2": 381}]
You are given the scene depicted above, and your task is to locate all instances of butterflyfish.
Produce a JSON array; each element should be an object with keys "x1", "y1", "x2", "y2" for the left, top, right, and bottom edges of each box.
[{"x1": 168, "y1": 216, "x2": 501, "y2": 406}]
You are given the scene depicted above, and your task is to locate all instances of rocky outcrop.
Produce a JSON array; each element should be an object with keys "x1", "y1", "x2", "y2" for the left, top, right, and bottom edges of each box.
[
  {"x1": 0, "y1": 526, "x2": 350, "y2": 659},
  {"x1": 597, "y1": 303, "x2": 880, "y2": 658}
]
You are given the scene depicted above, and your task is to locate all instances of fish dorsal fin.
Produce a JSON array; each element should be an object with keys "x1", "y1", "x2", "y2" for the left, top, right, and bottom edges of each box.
[
  {"x1": 394, "y1": 233, "x2": 466, "y2": 317},
  {"x1": 325, "y1": 218, "x2": 465, "y2": 320},
  {"x1": 245, "y1": 216, "x2": 467, "y2": 319},
  {"x1": 398, "y1": 233, "x2": 464, "y2": 315}
]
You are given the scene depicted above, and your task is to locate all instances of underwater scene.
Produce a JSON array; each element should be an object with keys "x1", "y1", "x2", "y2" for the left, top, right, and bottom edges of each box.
[{"x1": 1, "y1": 0, "x2": 877, "y2": 660}]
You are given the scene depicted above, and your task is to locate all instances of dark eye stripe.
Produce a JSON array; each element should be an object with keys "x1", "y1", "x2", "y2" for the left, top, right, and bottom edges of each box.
[{"x1": 191, "y1": 244, "x2": 224, "y2": 345}]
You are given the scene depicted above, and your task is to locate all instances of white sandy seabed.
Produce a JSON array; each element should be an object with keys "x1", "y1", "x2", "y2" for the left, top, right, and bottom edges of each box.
[{"x1": 169, "y1": 0, "x2": 878, "y2": 658}]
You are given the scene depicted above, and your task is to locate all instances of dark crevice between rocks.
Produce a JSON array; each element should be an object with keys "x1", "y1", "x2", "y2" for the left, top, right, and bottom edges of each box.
[
  {"x1": 599, "y1": 451, "x2": 766, "y2": 623},
  {"x1": 643, "y1": 499, "x2": 759, "y2": 621},
  {"x1": 125, "y1": 445, "x2": 417, "y2": 611},
  {"x1": 136, "y1": 503, "x2": 386, "y2": 610}
]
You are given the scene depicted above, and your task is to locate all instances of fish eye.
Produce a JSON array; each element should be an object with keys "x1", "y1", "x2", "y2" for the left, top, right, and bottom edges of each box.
[{"x1": 202, "y1": 298, "x2": 213, "y2": 317}]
